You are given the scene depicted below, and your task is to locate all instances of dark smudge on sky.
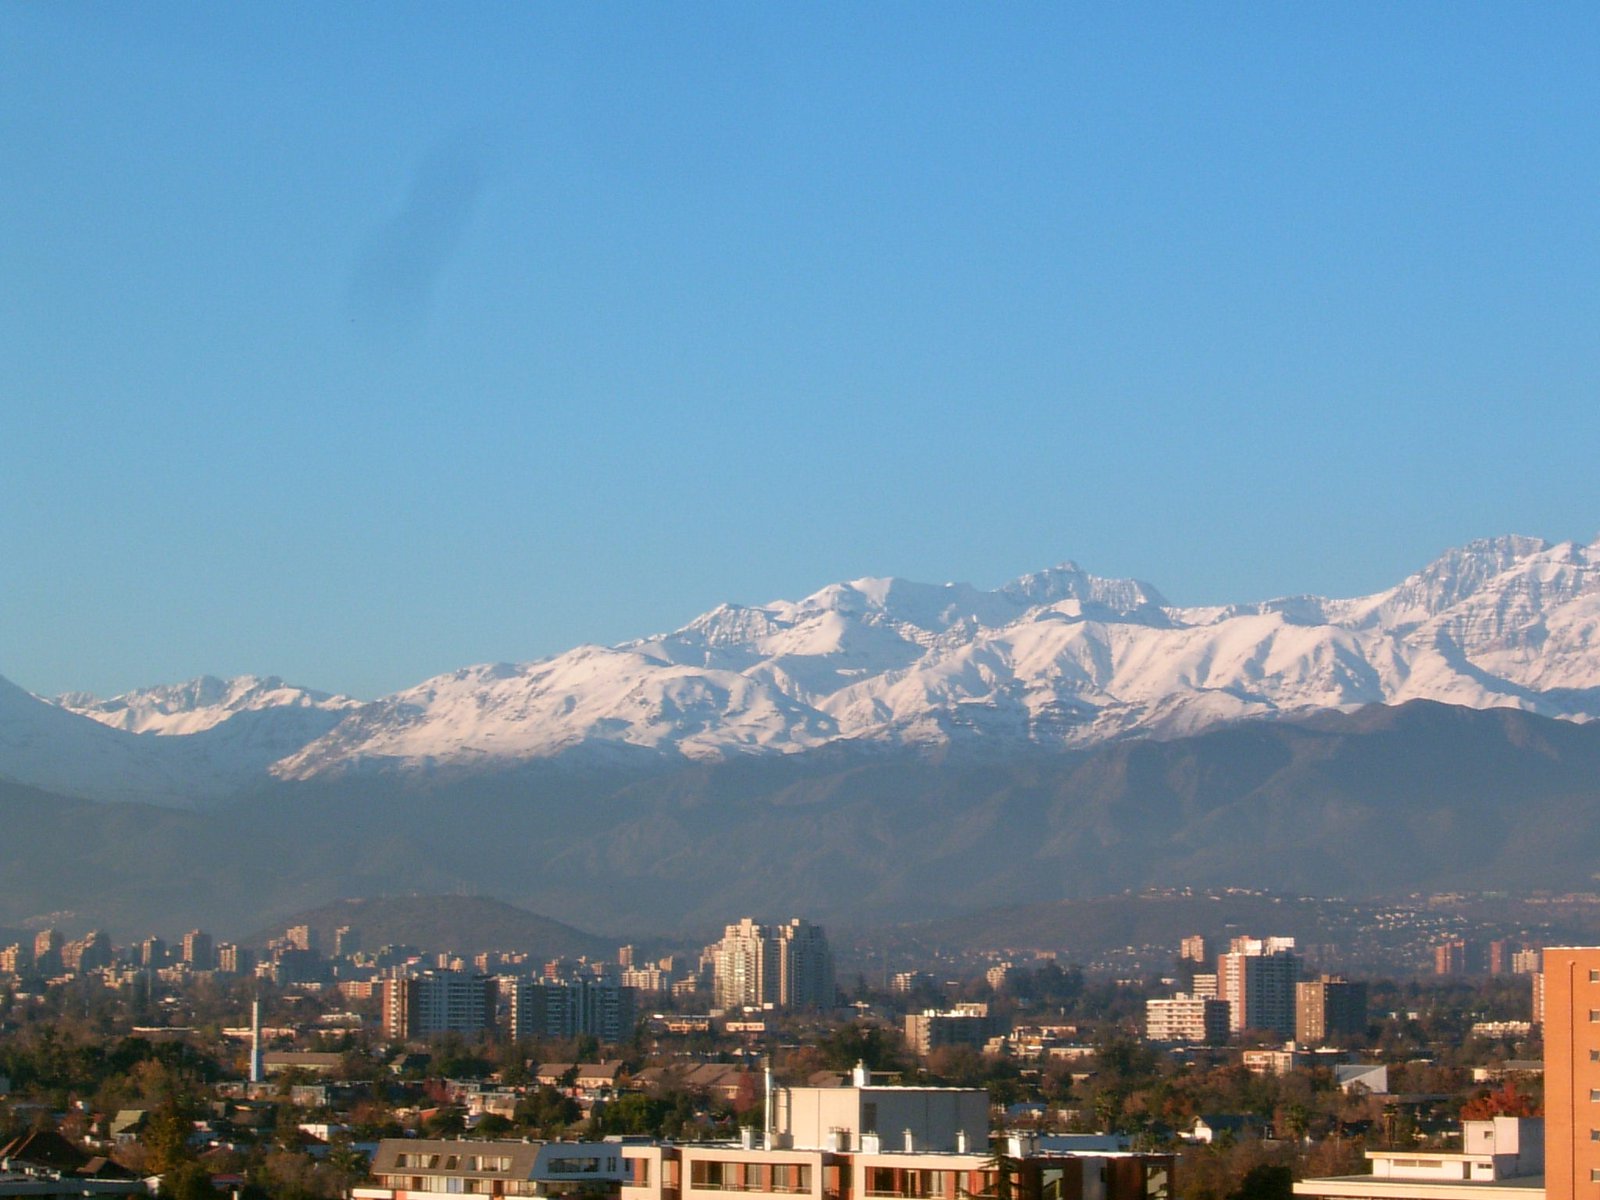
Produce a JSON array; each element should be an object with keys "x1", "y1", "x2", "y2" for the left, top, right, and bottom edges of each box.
[{"x1": 348, "y1": 138, "x2": 486, "y2": 347}]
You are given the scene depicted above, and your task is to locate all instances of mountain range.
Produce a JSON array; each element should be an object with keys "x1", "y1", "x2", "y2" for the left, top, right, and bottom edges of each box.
[{"x1": 5, "y1": 533, "x2": 1600, "y2": 807}]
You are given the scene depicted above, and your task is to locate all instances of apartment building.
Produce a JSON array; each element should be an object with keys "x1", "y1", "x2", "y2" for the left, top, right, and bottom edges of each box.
[
  {"x1": 181, "y1": 929, "x2": 214, "y2": 971},
  {"x1": 650, "y1": 1072, "x2": 1171, "y2": 1200},
  {"x1": 771, "y1": 1069, "x2": 989, "y2": 1153},
  {"x1": 359, "y1": 1078, "x2": 1174, "y2": 1200},
  {"x1": 1544, "y1": 946, "x2": 1600, "y2": 1200},
  {"x1": 904, "y1": 1005, "x2": 994, "y2": 1057},
  {"x1": 1217, "y1": 937, "x2": 1301, "y2": 1038},
  {"x1": 357, "y1": 1139, "x2": 627, "y2": 1200},
  {"x1": 1294, "y1": 1117, "x2": 1543, "y2": 1200},
  {"x1": 1145, "y1": 995, "x2": 1229, "y2": 1045},
  {"x1": 709, "y1": 918, "x2": 835, "y2": 1011},
  {"x1": 382, "y1": 971, "x2": 496, "y2": 1039},
  {"x1": 1296, "y1": 976, "x2": 1368, "y2": 1045},
  {"x1": 509, "y1": 978, "x2": 638, "y2": 1044},
  {"x1": 1435, "y1": 940, "x2": 1473, "y2": 976}
]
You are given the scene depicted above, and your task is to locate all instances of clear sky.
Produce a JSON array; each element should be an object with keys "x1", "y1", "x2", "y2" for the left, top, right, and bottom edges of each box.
[{"x1": 4, "y1": 3, "x2": 1598, "y2": 700}]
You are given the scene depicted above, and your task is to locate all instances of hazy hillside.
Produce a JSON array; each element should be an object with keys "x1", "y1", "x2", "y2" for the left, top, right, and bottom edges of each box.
[
  {"x1": 897, "y1": 889, "x2": 1600, "y2": 975},
  {"x1": 6, "y1": 700, "x2": 1600, "y2": 939},
  {"x1": 248, "y1": 895, "x2": 613, "y2": 960}
]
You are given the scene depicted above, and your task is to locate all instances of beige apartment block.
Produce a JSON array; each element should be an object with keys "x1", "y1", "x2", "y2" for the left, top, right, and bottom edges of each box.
[{"x1": 1545, "y1": 947, "x2": 1600, "y2": 1200}]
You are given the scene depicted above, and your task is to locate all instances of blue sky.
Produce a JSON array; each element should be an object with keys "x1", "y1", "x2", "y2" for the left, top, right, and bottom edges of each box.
[{"x1": 4, "y1": 4, "x2": 1598, "y2": 700}]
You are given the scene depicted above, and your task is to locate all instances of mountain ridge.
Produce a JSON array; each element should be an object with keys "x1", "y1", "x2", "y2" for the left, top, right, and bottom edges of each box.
[
  {"x1": 246, "y1": 895, "x2": 613, "y2": 960},
  {"x1": 12, "y1": 533, "x2": 1600, "y2": 805}
]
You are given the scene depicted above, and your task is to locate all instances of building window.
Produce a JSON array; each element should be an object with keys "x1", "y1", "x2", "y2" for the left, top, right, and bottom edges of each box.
[
  {"x1": 867, "y1": 1168, "x2": 900, "y2": 1197},
  {"x1": 549, "y1": 1157, "x2": 601, "y2": 1175},
  {"x1": 1591, "y1": 1170, "x2": 1600, "y2": 1183},
  {"x1": 770, "y1": 1165, "x2": 812, "y2": 1193},
  {"x1": 1590, "y1": 1090, "x2": 1600, "y2": 1102},
  {"x1": 692, "y1": 1162, "x2": 726, "y2": 1190},
  {"x1": 862, "y1": 1102, "x2": 878, "y2": 1133},
  {"x1": 689, "y1": 1161, "x2": 783, "y2": 1193},
  {"x1": 1590, "y1": 970, "x2": 1600, "y2": 982}
]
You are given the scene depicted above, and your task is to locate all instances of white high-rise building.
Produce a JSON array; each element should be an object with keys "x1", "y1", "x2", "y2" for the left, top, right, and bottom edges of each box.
[
  {"x1": 1145, "y1": 995, "x2": 1229, "y2": 1044},
  {"x1": 709, "y1": 917, "x2": 835, "y2": 1011},
  {"x1": 712, "y1": 918, "x2": 778, "y2": 1010}
]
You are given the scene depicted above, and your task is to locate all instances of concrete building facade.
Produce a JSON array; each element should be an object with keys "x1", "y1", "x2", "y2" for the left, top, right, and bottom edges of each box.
[
  {"x1": 1294, "y1": 1117, "x2": 1542, "y2": 1200},
  {"x1": 382, "y1": 971, "x2": 496, "y2": 1040},
  {"x1": 1218, "y1": 937, "x2": 1301, "y2": 1038},
  {"x1": 1544, "y1": 946, "x2": 1600, "y2": 1200},
  {"x1": 509, "y1": 978, "x2": 638, "y2": 1044},
  {"x1": 1297, "y1": 977, "x2": 1369, "y2": 1045},
  {"x1": 1145, "y1": 996, "x2": 1229, "y2": 1045},
  {"x1": 709, "y1": 918, "x2": 835, "y2": 1011},
  {"x1": 904, "y1": 1007, "x2": 994, "y2": 1057},
  {"x1": 355, "y1": 1080, "x2": 1173, "y2": 1200}
]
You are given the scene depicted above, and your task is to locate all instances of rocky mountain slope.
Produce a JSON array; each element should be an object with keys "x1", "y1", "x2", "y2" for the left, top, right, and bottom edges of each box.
[{"x1": 10, "y1": 533, "x2": 1600, "y2": 804}]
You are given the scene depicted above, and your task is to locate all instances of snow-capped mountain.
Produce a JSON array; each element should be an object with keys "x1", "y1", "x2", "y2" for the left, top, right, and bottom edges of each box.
[
  {"x1": 273, "y1": 533, "x2": 1600, "y2": 778},
  {"x1": 0, "y1": 674, "x2": 212, "y2": 806},
  {"x1": 3, "y1": 675, "x2": 362, "y2": 806},
  {"x1": 11, "y1": 534, "x2": 1600, "y2": 801},
  {"x1": 57, "y1": 674, "x2": 360, "y2": 737}
]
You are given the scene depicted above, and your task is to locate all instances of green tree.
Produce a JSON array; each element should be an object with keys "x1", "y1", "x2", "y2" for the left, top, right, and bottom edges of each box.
[
  {"x1": 422, "y1": 1108, "x2": 466, "y2": 1138},
  {"x1": 817, "y1": 1025, "x2": 906, "y2": 1074},
  {"x1": 143, "y1": 1095, "x2": 201, "y2": 1175},
  {"x1": 159, "y1": 1161, "x2": 219, "y2": 1200},
  {"x1": 1230, "y1": 1164, "x2": 1293, "y2": 1200},
  {"x1": 514, "y1": 1086, "x2": 581, "y2": 1135},
  {"x1": 591, "y1": 1093, "x2": 673, "y2": 1136}
]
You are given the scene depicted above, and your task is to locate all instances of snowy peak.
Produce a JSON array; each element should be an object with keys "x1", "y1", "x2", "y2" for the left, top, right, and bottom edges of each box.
[
  {"x1": 0, "y1": 673, "x2": 239, "y2": 807},
  {"x1": 270, "y1": 645, "x2": 839, "y2": 780},
  {"x1": 791, "y1": 576, "x2": 1006, "y2": 632},
  {"x1": 56, "y1": 674, "x2": 361, "y2": 736},
  {"x1": 12, "y1": 532, "x2": 1600, "y2": 803},
  {"x1": 1000, "y1": 561, "x2": 1168, "y2": 612},
  {"x1": 1366, "y1": 534, "x2": 1559, "y2": 629}
]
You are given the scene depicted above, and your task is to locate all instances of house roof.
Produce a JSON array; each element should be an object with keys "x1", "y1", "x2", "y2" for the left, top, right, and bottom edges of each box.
[
  {"x1": 110, "y1": 1110, "x2": 149, "y2": 1134},
  {"x1": 0, "y1": 1128, "x2": 92, "y2": 1172},
  {"x1": 535, "y1": 1061, "x2": 624, "y2": 1083},
  {"x1": 1194, "y1": 1114, "x2": 1261, "y2": 1132}
]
